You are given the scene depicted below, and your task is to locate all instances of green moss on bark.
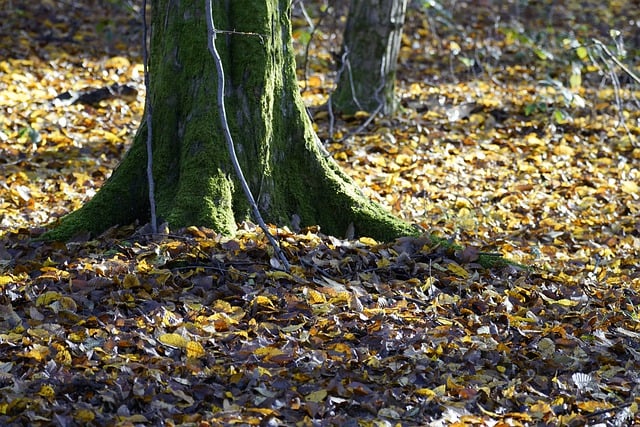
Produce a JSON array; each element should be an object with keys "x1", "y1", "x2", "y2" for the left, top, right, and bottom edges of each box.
[{"x1": 44, "y1": 0, "x2": 415, "y2": 243}]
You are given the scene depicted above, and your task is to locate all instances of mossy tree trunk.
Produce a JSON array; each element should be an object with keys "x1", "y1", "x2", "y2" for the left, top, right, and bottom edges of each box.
[
  {"x1": 332, "y1": 0, "x2": 408, "y2": 115},
  {"x1": 45, "y1": 0, "x2": 415, "y2": 242}
]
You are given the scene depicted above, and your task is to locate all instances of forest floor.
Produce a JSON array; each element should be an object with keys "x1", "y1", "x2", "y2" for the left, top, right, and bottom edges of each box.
[{"x1": 1, "y1": 1, "x2": 640, "y2": 425}]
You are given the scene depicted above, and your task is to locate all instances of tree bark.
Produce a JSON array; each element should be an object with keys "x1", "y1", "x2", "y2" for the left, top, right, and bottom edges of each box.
[
  {"x1": 44, "y1": 0, "x2": 414, "y2": 242},
  {"x1": 332, "y1": 0, "x2": 408, "y2": 115}
]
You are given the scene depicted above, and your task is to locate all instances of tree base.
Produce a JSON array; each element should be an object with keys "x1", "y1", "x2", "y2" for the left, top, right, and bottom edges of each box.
[{"x1": 43, "y1": 0, "x2": 416, "y2": 243}]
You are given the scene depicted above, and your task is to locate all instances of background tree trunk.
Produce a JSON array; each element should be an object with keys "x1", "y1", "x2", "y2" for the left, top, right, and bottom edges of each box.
[
  {"x1": 332, "y1": 0, "x2": 408, "y2": 115},
  {"x1": 45, "y1": 0, "x2": 414, "y2": 242}
]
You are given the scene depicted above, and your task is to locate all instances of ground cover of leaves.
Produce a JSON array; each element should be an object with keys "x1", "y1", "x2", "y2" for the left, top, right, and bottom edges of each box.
[{"x1": 1, "y1": 1, "x2": 640, "y2": 425}]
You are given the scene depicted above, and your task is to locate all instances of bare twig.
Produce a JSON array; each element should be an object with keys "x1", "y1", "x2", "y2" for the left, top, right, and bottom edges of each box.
[
  {"x1": 327, "y1": 49, "x2": 351, "y2": 139},
  {"x1": 205, "y1": 0, "x2": 290, "y2": 271},
  {"x1": 591, "y1": 38, "x2": 640, "y2": 85},
  {"x1": 344, "y1": 51, "x2": 363, "y2": 111},
  {"x1": 142, "y1": 0, "x2": 158, "y2": 234},
  {"x1": 335, "y1": 103, "x2": 382, "y2": 143},
  {"x1": 293, "y1": 0, "x2": 330, "y2": 93},
  {"x1": 334, "y1": 62, "x2": 386, "y2": 144},
  {"x1": 591, "y1": 38, "x2": 638, "y2": 143}
]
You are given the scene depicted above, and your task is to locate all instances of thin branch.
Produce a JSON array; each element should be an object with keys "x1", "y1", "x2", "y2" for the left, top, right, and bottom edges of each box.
[
  {"x1": 335, "y1": 103, "x2": 382, "y2": 143},
  {"x1": 205, "y1": 0, "x2": 290, "y2": 271},
  {"x1": 334, "y1": 64, "x2": 386, "y2": 144},
  {"x1": 591, "y1": 38, "x2": 636, "y2": 143},
  {"x1": 142, "y1": 0, "x2": 158, "y2": 234},
  {"x1": 344, "y1": 53, "x2": 363, "y2": 111},
  {"x1": 327, "y1": 48, "x2": 350, "y2": 140},
  {"x1": 295, "y1": 0, "x2": 330, "y2": 93},
  {"x1": 591, "y1": 38, "x2": 640, "y2": 85}
]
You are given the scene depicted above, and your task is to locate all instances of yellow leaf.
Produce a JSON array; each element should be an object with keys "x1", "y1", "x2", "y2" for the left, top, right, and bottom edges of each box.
[
  {"x1": 213, "y1": 299, "x2": 233, "y2": 313},
  {"x1": 36, "y1": 291, "x2": 61, "y2": 306},
  {"x1": 252, "y1": 295, "x2": 276, "y2": 308},
  {"x1": 376, "y1": 258, "x2": 391, "y2": 268},
  {"x1": 621, "y1": 180, "x2": 638, "y2": 195},
  {"x1": 552, "y1": 298, "x2": 578, "y2": 307},
  {"x1": 569, "y1": 72, "x2": 582, "y2": 89},
  {"x1": 577, "y1": 401, "x2": 612, "y2": 412},
  {"x1": 25, "y1": 344, "x2": 50, "y2": 361},
  {"x1": 539, "y1": 293, "x2": 578, "y2": 307},
  {"x1": 328, "y1": 342, "x2": 351, "y2": 355},
  {"x1": 38, "y1": 384, "x2": 55, "y2": 400},
  {"x1": 122, "y1": 273, "x2": 140, "y2": 288},
  {"x1": 105, "y1": 56, "x2": 131, "y2": 69},
  {"x1": 576, "y1": 46, "x2": 588, "y2": 59},
  {"x1": 305, "y1": 389, "x2": 327, "y2": 402},
  {"x1": 395, "y1": 153, "x2": 413, "y2": 166},
  {"x1": 415, "y1": 388, "x2": 437, "y2": 398},
  {"x1": 280, "y1": 323, "x2": 305, "y2": 333},
  {"x1": 68, "y1": 332, "x2": 86, "y2": 342},
  {"x1": 358, "y1": 237, "x2": 378, "y2": 246},
  {"x1": 553, "y1": 144, "x2": 574, "y2": 156},
  {"x1": 101, "y1": 130, "x2": 122, "y2": 143},
  {"x1": 447, "y1": 263, "x2": 469, "y2": 278},
  {"x1": 253, "y1": 346, "x2": 285, "y2": 359},
  {"x1": 59, "y1": 296, "x2": 77, "y2": 312},
  {"x1": 28, "y1": 327, "x2": 50, "y2": 340},
  {"x1": 265, "y1": 270, "x2": 294, "y2": 280},
  {"x1": 328, "y1": 292, "x2": 351, "y2": 305},
  {"x1": 42, "y1": 257, "x2": 57, "y2": 267},
  {"x1": 55, "y1": 347, "x2": 72, "y2": 365},
  {"x1": 525, "y1": 133, "x2": 544, "y2": 146},
  {"x1": 161, "y1": 309, "x2": 183, "y2": 327},
  {"x1": 74, "y1": 408, "x2": 95, "y2": 422},
  {"x1": 449, "y1": 41, "x2": 461, "y2": 55},
  {"x1": 158, "y1": 333, "x2": 188, "y2": 349},
  {"x1": 255, "y1": 366, "x2": 272, "y2": 377},
  {"x1": 307, "y1": 75, "x2": 323, "y2": 88},
  {"x1": 0, "y1": 275, "x2": 13, "y2": 286},
  {"x1": 530, "y1": 401, "x2": 552, "y2": 414},
  {"x1": 304, "y1": 288, "x2": 326, "y2": 304},
  {"x1": 334, "y1": 151, "x2": 348, "y2": 161},
  {"x1": 248, "y1": 407, "x2": 278, "y2": 416},
  {"x1": 186, "y1": 340, "x2": 205, "y2": 359},
  {"x1": 433, "y1": 384, "x2": 446, "y2": 395},
  {"x1": 136, "y1": 259, "x2": 153, "y2": 273}
]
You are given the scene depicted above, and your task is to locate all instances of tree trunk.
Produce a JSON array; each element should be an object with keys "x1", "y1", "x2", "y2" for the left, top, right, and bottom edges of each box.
[
  {"x1": 44, "y1": 0, "x2": 414, "y2": 242},
  {"x1": 332, "y1": 0, "x2": 408, "y2": 115}
]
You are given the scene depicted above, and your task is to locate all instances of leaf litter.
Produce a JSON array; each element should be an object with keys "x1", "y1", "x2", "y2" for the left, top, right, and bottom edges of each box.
[{"x1": 1, "y1": 0, "x2": 640, "y2": 425}]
